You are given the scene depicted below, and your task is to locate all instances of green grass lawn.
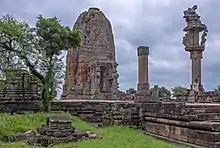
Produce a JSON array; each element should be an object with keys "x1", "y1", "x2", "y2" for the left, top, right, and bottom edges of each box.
[{"x1": 0, "y1": 112, "x2": 176, "y2": 148}]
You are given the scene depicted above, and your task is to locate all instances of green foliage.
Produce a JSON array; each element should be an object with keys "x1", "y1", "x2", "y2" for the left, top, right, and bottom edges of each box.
[
  {"x1": 151, "y1": 86, "x2": 171, "y2": 98},
  {"x1": 214, "y1": 85, "x2": 220, "y2": 94},
  {"x1": 0, "y1": 112, "x2": 175, "y2": 148},
  {"x1": 36, "y1": 15, "x2": 81, "y2": 56},
  {"x1": 0, "y1": 14, "x2": 81, "y2": 112},
  {"x1": 171, "y1": 86, "x2": 188, "y2": 97},
  {"x1": 214, "y1": 85, "x2": 220, "y2": 102},
  {"x1": 0, "y1": 19, "x2": 27, "y2": 88},
  {"x1": 0, "y1": 79, "x2": 5, "y2": 89},
  {"x1": 158, "y1": 86, "x2": 171, "y2": 98},
  {"x1": 0, "y1": 68, "x2": 24, "y2": 89}
]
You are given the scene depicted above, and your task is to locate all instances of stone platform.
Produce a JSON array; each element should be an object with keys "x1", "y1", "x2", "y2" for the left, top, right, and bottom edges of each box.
[
  {"x1": 48, "y1": 100, "x2": 220, "y2": 147},
  {"x1": 28, "y1": 116, "x2": 78, "y2": 146},
  {"x1": 52, "y1": 100, "x2": 220, "y2": 147},
  {"x1": 140, "y1": 102, "x2": 220, "y2": 148},
  {"x1": 2, "y1": 99, "x2": 220, "y2": 147}
]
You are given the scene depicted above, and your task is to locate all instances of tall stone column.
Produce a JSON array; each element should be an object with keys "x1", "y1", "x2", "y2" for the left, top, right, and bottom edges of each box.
[
  {"x1": 135, "y1": 46, "x2": 151, "y2": 103},
  {"x1": 182, "y1": 5, "x2": 208, "y2": 101},
  {"x1": 137, "y1": 46, "x2": 150, "y2": 93}
]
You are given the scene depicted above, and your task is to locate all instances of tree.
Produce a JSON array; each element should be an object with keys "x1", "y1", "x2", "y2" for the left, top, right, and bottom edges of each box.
[
  {"x1": 0, "y1": 44, "x2": 25, "y2": 89},
  {"x1": 214, "y1": 85, "x2": 220, "y2": 94},
  {"x1": 150, "y1": 86, "x2": 171, "y2": 98},
  {"x1": 158, "y1": 86, "x2": 171, "y2": 98},
  {"x1": 171, "y1": 86, "x2": 188, "y2": 97},
  {"x1": 0, "y1": 14, "x2": 81, "y2": 112}
]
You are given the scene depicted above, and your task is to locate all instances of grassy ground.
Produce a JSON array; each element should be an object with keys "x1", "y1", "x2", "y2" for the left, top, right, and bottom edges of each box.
[{"x1": 0, "y1": 112, "x2": 175, "y2": 148}]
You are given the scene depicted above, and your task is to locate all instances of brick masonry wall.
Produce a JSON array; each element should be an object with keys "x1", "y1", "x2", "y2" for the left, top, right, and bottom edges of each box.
[
  {"x1": 0, "y1": 101, "x2": 41, "y2": 113},
  {"x1": 51, "y1": 100, "x2": 139, "y2": 126}
]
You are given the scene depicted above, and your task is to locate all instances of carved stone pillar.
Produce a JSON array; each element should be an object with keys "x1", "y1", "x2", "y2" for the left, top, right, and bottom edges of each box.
[
  {"x1": 137, "y1": 46, "x2": 150, "y2": 94},
  {"x1": 135, "y1": 46, "x2": 151, "y2": 103},
  {"x1": 182, "y1": 5, "x2": 207, "y2": 94}
]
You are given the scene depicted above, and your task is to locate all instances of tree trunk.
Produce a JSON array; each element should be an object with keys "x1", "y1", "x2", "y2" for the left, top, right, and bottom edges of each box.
[{"x1": 41, "y1": 81, "x2": 51, "y2": 112}]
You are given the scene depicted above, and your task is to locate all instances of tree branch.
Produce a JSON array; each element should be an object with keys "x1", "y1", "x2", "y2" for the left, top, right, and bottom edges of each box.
[{"x1": 0, "y1": 41, "x2": 44, "y2": 80}]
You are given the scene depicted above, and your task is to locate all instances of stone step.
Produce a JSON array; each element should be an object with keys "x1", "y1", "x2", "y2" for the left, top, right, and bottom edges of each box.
[
  {"x1": 186, "y1": 108, "x2": 220, "y2": 114},
  {"x1": 142, "y1": 121, "x2": 220, "y2": 148},
  {"x1": 144, "y1": 116, "x2": 220, "y2": 132},
  {"x1": 144, "y1": 112, "x2": 220, "y2": 121},
  {"x1": 143, "y1": 131, "x2": 206, "y2": 148},
  {"x1": 195, "y1": 113, "x2": 220, "y2": 121},
  {"x1": 185, "y1": 103, "x2": 220, "y2": 108}
]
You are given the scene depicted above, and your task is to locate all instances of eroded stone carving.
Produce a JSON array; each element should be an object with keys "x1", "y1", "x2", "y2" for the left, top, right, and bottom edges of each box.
[
  {"x1": 183, "y1": 5, "x2": 197, "y2": 20},
  {"x1": 182, "y1": 33, "x2": 189, "y2": 47},
  {"x1": 200, "y1": 29, "x2": 208, "y2": 46}
]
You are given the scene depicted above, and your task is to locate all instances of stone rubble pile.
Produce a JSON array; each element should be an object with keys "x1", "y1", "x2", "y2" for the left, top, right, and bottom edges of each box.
[{"x1": 2, "y1": 116, "x2": 101, "y2": 147}]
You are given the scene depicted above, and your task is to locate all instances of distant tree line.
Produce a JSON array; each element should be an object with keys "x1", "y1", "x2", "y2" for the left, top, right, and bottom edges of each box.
[
  {"x1": 152, "y1": 85, "x2": 220, "y2": 99},
  {"x1": 150, "y1": 85, "x2": 189, "y2": 99}
]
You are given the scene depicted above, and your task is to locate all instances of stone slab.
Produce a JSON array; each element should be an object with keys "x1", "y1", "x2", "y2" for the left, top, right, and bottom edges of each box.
[{"x1": 142, "y1": 121, "x2": 220, "y2": 147}]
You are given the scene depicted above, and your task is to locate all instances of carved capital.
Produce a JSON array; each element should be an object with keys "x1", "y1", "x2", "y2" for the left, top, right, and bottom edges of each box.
[
  {"x1": 183, "y1": 5, "x2": 198, "y2": 22},
  {"x1": 137, "y1": 46, "x2": 149, "y2": 56}
]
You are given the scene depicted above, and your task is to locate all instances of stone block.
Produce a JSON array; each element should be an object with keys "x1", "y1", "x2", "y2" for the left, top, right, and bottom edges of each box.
[{"x1": 137, "y1": 46, "x2": 149, "y2": 56}]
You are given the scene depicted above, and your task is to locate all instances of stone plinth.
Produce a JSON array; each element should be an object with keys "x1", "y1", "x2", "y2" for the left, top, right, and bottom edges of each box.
[
  {"x1": 29, "y1": 116, "x2": 76, "y2": 146},
  {"x1": 46, "y1": 116, "x2": 73, "y2": 131},
  {"x1": 28, "y1": 116, "x2": 91, "y2": 147},
  {"x1": 134, "y1": 93, "x2": 152, "y2": 103},
  {"x1": 2, "y1": 115, "x2": 101, "y2": 147}
]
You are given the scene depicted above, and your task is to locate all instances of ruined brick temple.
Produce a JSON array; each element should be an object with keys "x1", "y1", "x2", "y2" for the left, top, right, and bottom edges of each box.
[
  {"x1": 0, "y1": 71, "x2": 40, "y2": 102},
  {"x1": 0, "y1": 70, "x2": 41, "y2": 112},
  {"x1": 62, "y1": 8, "x2": 119, "y2": 100}
]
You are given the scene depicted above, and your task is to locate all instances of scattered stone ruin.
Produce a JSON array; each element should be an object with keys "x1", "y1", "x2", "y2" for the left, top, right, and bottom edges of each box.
[
  {"x1": 0, "y1": 70, "x2": 41, "y2": 102},
  {"x1": 31, "y1": 116, "x2": 78, "y2": 146},
  {"x1": 2, "y1": 115, "x2": 101, "y2": 147},
  {"x1": 62, "y1": 8, "x2": 119, "y2": 100},
  {"x1": 0, "y1": 71, "x2": 41, "y2": 112}
]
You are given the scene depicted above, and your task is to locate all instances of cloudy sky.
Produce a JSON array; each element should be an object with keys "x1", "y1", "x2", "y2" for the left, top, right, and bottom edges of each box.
[{"x1": 1, "y1": 0, "x2": 220, "y2": 94}]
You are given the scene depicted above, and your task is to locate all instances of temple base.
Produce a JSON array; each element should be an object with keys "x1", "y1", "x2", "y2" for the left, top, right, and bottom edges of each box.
[
  {"x1": 134, "y1": 93, "x2": 152, "y2": 103},
  {"x1": 137, "y1": 83, "x2": 150, "y2": 94}
]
